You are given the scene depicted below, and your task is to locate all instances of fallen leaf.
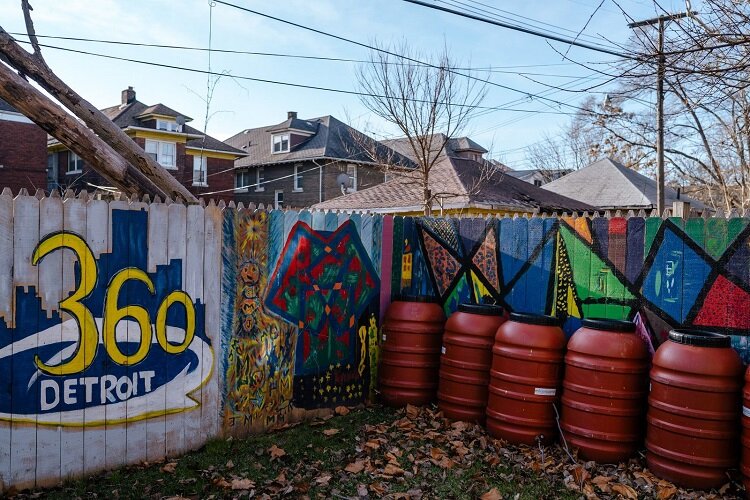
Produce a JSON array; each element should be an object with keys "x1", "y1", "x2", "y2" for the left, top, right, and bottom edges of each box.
[
  {"x1": 315, "y1": 474, "x2": 332, "y2": 486},
  {"x1": 437, "y1": 456, "x2": 456, "y2": 469},
  {"x1": 230, "y1": 478, "x2": 255, "y2": 490},
  {"x1": 364, "y1": 440, "x2": 381, "y2": 450},
  {"x1": 369, "y1": 481, "x2": 387, "y2": 495},
  {"x1": 357, "y1": 483, "x2": 368, "y2": 497},
  {"x1": 160, "y1": 462, "x2": 177, "y2": 474},
  {"x1": 656, "y1": 484, "x2": 678, "y2": 500},
  {"x1": 323, "y1": 428, "x2": 340, "y2": 436},
  {"x1": 591, "y1": 475, "x2": 613, "y2": 493},
  {"x1": 430, "y1": 447, "x2": 446, "y2": 460},
  {"x1": 611, "y1": 483, "x2": 638, "y2": 499},
  {"x1": 572, "y1": 465, "x2": 589, "y2": 485},
  {"x1": 406, "y1": 404, "x2": 419, "y2": 419},
  {"x1": 335, "y1": 406, "x2": 350, "y2": 416},
  {"x1": 268, "y1": 444, "x2": 286, "y2": 460},
  {"x1": 384, "y1": 463, "x2": 405, "y2": 476},
  {"x1": 480, "y1": 487, "x2": 502, "y2": 500},
  {"x1": 345, "y1": 461, "x2": 365, "y2": 474},
  {"x1": 225, "y1": 459, "x2": 234, "y2": 469}
]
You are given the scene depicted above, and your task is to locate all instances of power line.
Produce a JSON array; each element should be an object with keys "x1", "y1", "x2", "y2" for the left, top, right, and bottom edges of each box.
[
  {"x1": 6, "y1": 32, "x2": 598, "y2": 78},
  {"x1": 27, "y1": 41, "x2": 584, "y2": 116},
  {"x1": 210, "y1": 0, "x2": 620, "y2": 115},
  {"x1": 437, "y1": 0, "x2": 619, "y2": 49},
  {"x1": 400, "y1": 0, "x2": 632, "y2": 58}
]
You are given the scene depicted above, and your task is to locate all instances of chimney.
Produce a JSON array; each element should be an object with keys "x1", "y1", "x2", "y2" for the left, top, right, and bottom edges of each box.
[
  {"x1": 287, "y1": 111, "x2": 297, "y2": 119},
  {"x1": 122, "y1": 86, "x2": 136, "y2": 105}
]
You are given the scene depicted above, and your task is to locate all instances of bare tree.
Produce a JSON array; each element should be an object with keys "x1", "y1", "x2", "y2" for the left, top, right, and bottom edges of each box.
[
  {"x1": 356, "y1": 41, "x2": 488, "y2": 215},
  {"x1": 572, "y1": 0, "x2": 750, "y2": 211}
]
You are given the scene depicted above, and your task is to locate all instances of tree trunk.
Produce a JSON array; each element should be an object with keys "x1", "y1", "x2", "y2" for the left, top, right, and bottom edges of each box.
[
  {"x1": 0, "y1": 61, "x2": 166, "y2": 199},
  {"x1": 0, "y1": 28, "x2": 197, "y2": 202}
]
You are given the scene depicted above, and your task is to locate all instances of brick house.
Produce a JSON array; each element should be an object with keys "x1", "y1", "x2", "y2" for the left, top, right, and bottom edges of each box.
[
  {"x1": 224, "y1": 113, "x2": 414, "y2": 209},
  {"x1": 0, "y1": 98, "x2": 47, "y2": 193},
  {"x1": 48, "y1": 87, "x2": 246, "y2": 202}
]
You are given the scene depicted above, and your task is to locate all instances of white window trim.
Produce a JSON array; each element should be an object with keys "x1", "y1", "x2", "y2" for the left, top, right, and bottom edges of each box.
[
  {"x1": 234, "y1": 170, "x2": 250, "y2": 193},
  {"x1": 156, "y1": 119, "x2": 181, "y2": 132},
  {"x1": 145, "y1": 139, "x2": 177, "y2": 170},
  {"x1": 255, "y1": 167, "x2": 265, "y2": 192},
  {"x1": 271, "y1": 133, "x2": 290, "y2": 154},
  {"x1": 293, "y1": 163, "x2": 303, "y2": 192},
  {"x1": 274, "y1": 189, "x2": 284, "y2": 210},
  {"x1": 192, "y1": 155, "x2": 208, "y2": 187},
  {"x1": 67, "y1": 152, "x2": 83, "y2": 175},
  {"x1": 347, "y1": 163, "x2": 357, "y2": 193}
]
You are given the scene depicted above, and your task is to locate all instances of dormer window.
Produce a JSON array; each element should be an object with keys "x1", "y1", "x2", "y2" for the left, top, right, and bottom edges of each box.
[
  {"x1": 272, "y1": 133, "x2": 290, "y2": 153},
  {"x1": 156, "y1": 119, "x2": 181, "y2": 132}
]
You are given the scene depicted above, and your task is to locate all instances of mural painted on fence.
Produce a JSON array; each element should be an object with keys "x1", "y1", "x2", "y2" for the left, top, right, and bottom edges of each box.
[
  {"x1": 395, "y1": 214, "x2": 750, "y2": 361},
  {"x1": 0, "y1": 191, "x2": 221, "y2": 491},
  {"x1": 221, "y1": 208, "x2": 384, "y2": 432}
]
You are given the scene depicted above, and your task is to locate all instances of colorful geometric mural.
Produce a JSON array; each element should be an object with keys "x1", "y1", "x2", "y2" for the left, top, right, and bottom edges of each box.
[{"x1": 396, "y1": 214, "x2": 750, "y2": 360}]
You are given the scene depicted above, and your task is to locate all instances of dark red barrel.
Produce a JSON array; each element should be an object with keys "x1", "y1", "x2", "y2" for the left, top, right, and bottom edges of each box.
[
  {"x1": 438, "y1": 304, "x2": 507, "y2": 423},
  {"x1": 741, "y1": 366, "x2": 750, "y2": 495},
  {"x1": 646, "y1": 329, "x2": 742, "y2": 490},
  {"x1": 560, "y1": 318, "x2": 650, "y2": 463},
  {"x1": 379, "y1": 298, "x2": 446, "y2": 407},
  {"x1": 486, "y1": 313, "x2": 566, "y2": 445}
]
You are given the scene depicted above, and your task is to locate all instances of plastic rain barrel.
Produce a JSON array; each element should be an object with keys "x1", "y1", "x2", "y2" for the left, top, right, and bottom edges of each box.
[
  {"x1": 379, "y1": 297, "x2": 446, "y2": 407},
  {"x1": 438, "y1": 303, "x2": 507, "y2": 423},
  {"x1": 486, "y1": 312, "x2": 566, "y2": 445},
  {"x1": 646, "y1": 329, "x2": 742, "y2": 490},
  {"x1": 560, "y1": 318, "x2": 650, "y2": 463}
]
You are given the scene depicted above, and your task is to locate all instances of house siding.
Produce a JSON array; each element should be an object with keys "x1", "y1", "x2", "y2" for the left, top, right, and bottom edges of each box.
[
  {"x1": 0, "y1": 119, "x2": 48, "y2": 194},
  {"x1": 51, "y1": 138, "x2": 236, "y2": 202},
  {"x1": 234, "y1": 160, "x2": 385, "y2": 209}
]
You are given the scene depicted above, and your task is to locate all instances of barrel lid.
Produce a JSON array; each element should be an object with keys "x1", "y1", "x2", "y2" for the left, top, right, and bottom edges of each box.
[
  {"x1": 668, "y1": 329, "x2": 731, "y2": 348},
  {"x1": 508, "y1": 312, "x2": 561, "y2": 326},
  {"x1": 392, "y1": 294, "x2": 439, "y2": 304},
  {"x1": 458, "y1": 303, "x2": 504, "y2": 316},
  {"x1": 582, "y1": 318, "x2": 636, "y2": 333}
]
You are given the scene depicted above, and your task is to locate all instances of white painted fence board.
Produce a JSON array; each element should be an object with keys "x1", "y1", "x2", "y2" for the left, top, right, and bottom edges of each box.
[
  {"x1": 58, "y1": 196, "x2": 87, "y2": 480},
  {"x1": 183, "y1": 204, "x2": 205, "y2": 450},
  {"x1": 145, "y1": 200, "x2": 168, "y2": 462},
  {"x1": 34, "y1": 194, "x2": 63, "y2": 487},
  {"x1": 124, "y1": 200, "x2": 149, "y2": 467},
  {"x1": 202, "y1": 204, "x2": 222, "y2": 441},
  {"x1": 103, "y1": 199, "x2": 129, "y2": 471},
  {"x1": 82, "y1": 198, "x2": 108, "y2": 476},
  {"x1": 10, "y1": 194, "x2": 39, "y2": 489},
  {"x1": 0, "y1": 191, "x2": 13, "y2": 487},
  {"x1": 165, "y1": 203, "x2": 187, "y2": 457}
]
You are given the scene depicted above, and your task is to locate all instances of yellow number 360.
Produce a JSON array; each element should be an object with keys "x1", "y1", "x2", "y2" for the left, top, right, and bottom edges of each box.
[{"x1": 32, "y1": 232, "x2": 196, "y2": 376}]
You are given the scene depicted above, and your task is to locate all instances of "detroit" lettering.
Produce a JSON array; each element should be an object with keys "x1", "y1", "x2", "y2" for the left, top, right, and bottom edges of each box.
[{"x1": 39, "y1": 371, "x2": 156, "y2": 411}]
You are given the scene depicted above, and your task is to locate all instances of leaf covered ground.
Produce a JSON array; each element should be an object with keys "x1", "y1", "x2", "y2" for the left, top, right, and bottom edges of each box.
[{"x1": 10, "y1": 404, "x2": 744, "y2": 499}]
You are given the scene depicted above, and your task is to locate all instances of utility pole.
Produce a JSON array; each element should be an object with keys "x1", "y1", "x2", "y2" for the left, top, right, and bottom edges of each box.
[{"x1": 628, "y1": 10, "x2": 691, "y2": 215}]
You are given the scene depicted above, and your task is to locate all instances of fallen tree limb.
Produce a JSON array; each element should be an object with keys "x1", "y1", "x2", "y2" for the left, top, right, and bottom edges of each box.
[
  {"x1": 0, "y1": 59, "x2": 167, "y2": 199},
  {"x1": 0, "y1": 26, "x2": 197, "y2": 202}
]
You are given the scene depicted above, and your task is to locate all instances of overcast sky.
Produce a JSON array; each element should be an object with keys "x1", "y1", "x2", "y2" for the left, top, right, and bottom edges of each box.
[{"x1": 0, "y1": 0, "x2": 692, "y2": 169}]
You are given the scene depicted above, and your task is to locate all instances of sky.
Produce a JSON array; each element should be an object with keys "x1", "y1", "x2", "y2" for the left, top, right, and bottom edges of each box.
[{"x1": 0, "y1": 0, "x2": 693, "y2": 170}]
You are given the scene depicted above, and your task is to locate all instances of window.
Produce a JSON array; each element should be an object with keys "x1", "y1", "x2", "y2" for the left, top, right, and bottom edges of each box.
[
  {"x1": 272, "y1": 134, "x2": 290, "y2": 153},
  {"x1": 234, "y1": 170, "x2": 251, "y2": 192},
  {"x1": 274, "y1": 190, "x2": 284, "y2": 210},
  {"x1": 145, "y1": 139, "x2": 176, "y2": 169},
  {"x1": 156, "y1": 119, "x2": 180, "y2": 132},
  {"x1": 255, "y1": 167, "x2": 265, "y2": 192},
  {"x1": 193, "y1": 156, "x2": 207, "y2": 186},
  {"x1": 347, "y1": 164, "x2": 357, "y2": 192},
  {"x1": 67, "y1": 152, "x2": 83, "y2": 174},
  {"x1": 293, "y1": 163, "x2": 303, "y2": 191}
]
